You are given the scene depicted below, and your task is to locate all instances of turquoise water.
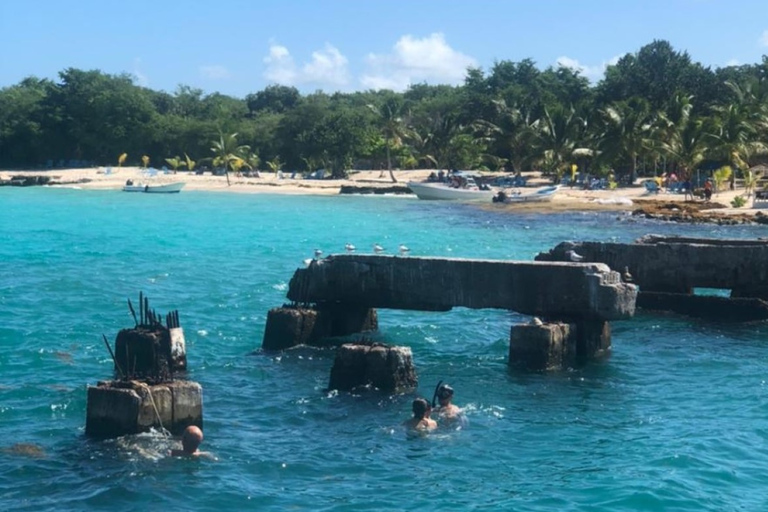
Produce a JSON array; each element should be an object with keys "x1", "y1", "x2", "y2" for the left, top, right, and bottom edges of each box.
[{"x1": 2, "y1": 188, "x2": 768, "y2": 511}]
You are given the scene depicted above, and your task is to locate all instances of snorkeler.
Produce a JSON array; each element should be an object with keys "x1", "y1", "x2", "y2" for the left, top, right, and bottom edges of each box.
[
  {"x1": 402, "y1": 397, "x2": 437, "y2": 432},
  {"x1": 170, "y1": 425, "x2": 215, "y2": 459},
  {"x1": 432, "y1": 382, "x2": 465, "y2": 428}
]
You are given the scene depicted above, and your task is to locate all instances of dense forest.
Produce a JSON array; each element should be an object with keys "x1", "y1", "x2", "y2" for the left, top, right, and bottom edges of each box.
[{"x1": 1, "y1": 40, "x2": 767, "y2": 185}]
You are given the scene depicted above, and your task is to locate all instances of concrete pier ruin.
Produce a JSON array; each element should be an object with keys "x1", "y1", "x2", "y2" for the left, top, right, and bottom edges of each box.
[
  {"x1": 263, "y1": 255, "x2": 637, "y2": 371},
  {"x1": 536, "y1": 235, "x2": 768, "y2": 321},
  {"x1": 85, "y1": 294, "x2": 203, "y2": 438},
  {"x1": 328, "y1": 343, "x2": 417, "y2": 392}
]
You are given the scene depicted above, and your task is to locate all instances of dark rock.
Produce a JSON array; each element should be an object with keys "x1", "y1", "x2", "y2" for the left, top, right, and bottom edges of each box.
[
  {"x1": 339, "y1": 185, "x2": 413, "y2": 195},
  {"x1": 262, "y1": 305, "x2": 378, "y2": 351},
  {"x1": 328, "y1": 343, "x2": 417, "y2": 392}
]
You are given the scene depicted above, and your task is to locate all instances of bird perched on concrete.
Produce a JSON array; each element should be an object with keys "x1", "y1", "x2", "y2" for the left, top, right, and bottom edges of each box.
[
  {"x1": 622, "y1": 266, "x2": 634, "y2": 283},
  {"x1": 565, "y1": 250, "x2": 584, "y2": 262},
  {"x1": 345, "y1": 243, "x2": 356, "y2": 253},
  {"x1": 314, "y1": 249, "x2": 323, "y2": 259},
  {"x1": 530, "y1": 317, "x2": 544, "y2": 326},
  {"x1": 373, "y1": 243, "x2": 385, "y2": 254},
  {"x1": 398, "y1": 244, "x2": 410, "y2": 256}
]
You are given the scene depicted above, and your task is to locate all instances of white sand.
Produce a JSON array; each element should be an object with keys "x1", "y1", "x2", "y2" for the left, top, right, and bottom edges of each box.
[{"x1": 1, "y1": 167, "x2": 759, "y2": 215}]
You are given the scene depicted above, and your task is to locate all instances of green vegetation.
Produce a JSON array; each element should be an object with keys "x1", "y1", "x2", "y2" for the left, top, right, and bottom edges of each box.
[
  {"x1": 1, "y1": 40, "x2": 767, "y2": 184},
  {"x1": 731, "y1": 195, "x2": 747, "y2": 208}
]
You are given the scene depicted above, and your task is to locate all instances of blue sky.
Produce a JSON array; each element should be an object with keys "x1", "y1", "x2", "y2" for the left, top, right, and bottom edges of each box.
[{"x1": 1, "y1": 0, "x2": 767, "y2": 97}]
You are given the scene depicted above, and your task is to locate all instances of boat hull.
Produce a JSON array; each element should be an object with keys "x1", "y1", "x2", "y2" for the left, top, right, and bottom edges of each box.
[
  {"x1": 501, "y1": 186, "x2": 559, "y2": 204},
  {"x1": 123, "y1": 182, "x2": 186, "y2": 193},
  {"x1": 407, "y1": 181, "x2": 495, "y2": 201}
]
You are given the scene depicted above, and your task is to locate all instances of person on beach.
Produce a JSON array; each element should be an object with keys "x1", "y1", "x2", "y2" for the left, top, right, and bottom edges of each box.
[
  {"x1": 171, "y1": 425, "x2": 214, "y2": 459},
  {"x1": 433, "y1": 383, "x2": 465, "y2": 428},
  {"x1": 704, "y1": 179, "x2": 713, "y2": 201},
  {"x1": 403, "y1": 398, "x2": 437, "y2": 433}
]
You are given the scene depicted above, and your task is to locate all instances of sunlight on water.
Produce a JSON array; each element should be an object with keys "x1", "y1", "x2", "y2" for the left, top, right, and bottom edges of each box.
[{"x1": 1, "y1": 188, "x2": 768, "y2": 511}]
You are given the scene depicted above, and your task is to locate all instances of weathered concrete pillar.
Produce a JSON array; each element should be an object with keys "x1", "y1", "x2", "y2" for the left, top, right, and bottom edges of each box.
[
  {"x1": 115, "y1": 327, "x2": 182, "y2": 379},
  {"x1": 169, "y1": 327, "x2": 187, "y2": 371},
  {"x1": 262, "y1": 306, "x2": 378, "y2": 351},
  {"x1": 638, "y1": 292, "x2": 768, "y2": 321},
  {"x1": 509, "y1": 322, "x2": 575, "y2": 371},
  {"x1": 574, "y1": 320, "x2": 611, "y2": 360},
  {"x1": 85, "y1": 380, "x2": 203, "y2": 438},
  {"x1": 328, "y1": 343, "x2": 417, "y2": 392},
  {"x1": 509, "y1": 320, "x2": 611, "y2": 371}
]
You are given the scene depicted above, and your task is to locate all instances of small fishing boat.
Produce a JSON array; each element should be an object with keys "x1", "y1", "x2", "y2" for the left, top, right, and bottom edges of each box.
[
  {"x1": 123, "y1": 180, "x2": 185, "y2": 193},
  {"x1": 407, "y1": 177, "x2": 495, "y2": 201},
  {"x1": 492, "y1": 185, "x2": 559, "y2": 204}
]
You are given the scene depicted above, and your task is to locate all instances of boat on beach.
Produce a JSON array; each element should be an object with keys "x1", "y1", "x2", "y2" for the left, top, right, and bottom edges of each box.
[
  {"x1": 407, "y1": 177, "x2": 495, "y2": 201},
  {"x1": 122, "y1": 181, "x2": 185, "y2": 193},
  {"x1": 492, "y1": 185, "x2": 559, "y2": 204}
]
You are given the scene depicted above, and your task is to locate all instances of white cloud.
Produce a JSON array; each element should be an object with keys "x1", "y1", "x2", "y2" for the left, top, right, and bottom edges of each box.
[
  {"x1": 264, "y1": 43, "x2": 297, "y2": 84},
  {"x1": 556, "y1": 55, "x2": 621, "y2": 82},
  {"x1": 725, "y1": 58, "x2": 740, "y2": 67},
  {"x1": 199, "y1": 65, "x2": 231, "y2": 80},
  {"x1": 760, "y1": 30, "x2": 768, "y2": 47},
  {"x1": 133, "y1": 57, "x2": 148, "y2": 87},
  {"x1": 263, "y1": 42, "x2": 349, "y2": 88},
  {"x1": 360, "y1": 33, "x2": 476, "y2": 91}
]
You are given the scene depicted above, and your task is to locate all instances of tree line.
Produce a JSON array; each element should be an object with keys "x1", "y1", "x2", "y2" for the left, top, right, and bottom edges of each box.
[{"x1": 1, "y1": 40, "x2": 767, "y2": 185}]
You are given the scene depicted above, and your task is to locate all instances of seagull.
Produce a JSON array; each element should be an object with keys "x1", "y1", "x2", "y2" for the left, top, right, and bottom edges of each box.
[
  {"x1": 565, "y1": 250, "x2": 584, "y2": 262},
  {"x1": 373, "y1": 243, "x2": 385, "y2": 254},
  {"x1": 314, "y1": 249, "x2": 323, "y2": 259},
  {"x1": 622, "y1": 266, "x2": 634, "y2": 283},
  {"x1": 398, "y1": 244, "x2": 410, "y2": 256},
  {"x1": 345, "y1": 243, "x2": 356, "y2": 253},
  {"x1": 530, "y1": 317, "x2": 544, "y2": 326}
]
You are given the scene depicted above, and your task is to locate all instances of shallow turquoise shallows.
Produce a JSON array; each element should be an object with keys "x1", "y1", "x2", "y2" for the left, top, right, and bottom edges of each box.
[{"x1": 2, "y1": 188, "x2": 768, "y2": 512}]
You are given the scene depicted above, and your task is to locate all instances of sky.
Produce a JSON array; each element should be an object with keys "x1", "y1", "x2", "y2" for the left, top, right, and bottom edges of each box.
[{"x1": 1, "y1": 0, "x2": 767, "y2": 98}]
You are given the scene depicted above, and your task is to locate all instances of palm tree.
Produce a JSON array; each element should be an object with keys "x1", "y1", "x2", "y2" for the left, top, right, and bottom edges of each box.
[
  {"x1": 708, "y1": 81, "x2": 768, "y2": 189},
  {"x1": 184, "y1": 153, "x2": 196, "y2": 173},
  {"x1": 659, "y1": 112, "x2": 708, "y2": 182},
  {"x1": 598, "y1": 98, "x2": 654, "y2": 181},
  {"x1": 165, "y1": 156, "x2": 184, "y2": 173},
  {"x1": 210, "y1": 132, "x2": 250, "y2": 186},
  {"x1": 368, "y1": 96, "x2": 409, "y2": 183},
  {"x1": 480, "y1": 100, "x2": 539, "y2": 173},
  {"x1": 534, "y1": 105, "x2": 590, "y2": 182},
  {"x1": 658, "y1": 94, "x2": 708, "y2": 181}
]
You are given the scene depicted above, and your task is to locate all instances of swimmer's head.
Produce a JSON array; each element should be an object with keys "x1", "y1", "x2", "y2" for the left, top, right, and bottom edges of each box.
[
  {"x1": 437, "y1": 384, "x2": 454, "y2": 404},
  {"x1": 181, "y1": 425, "x2": 203, "y2": 454},
  {"x1": 412, "y1": 398, "x2": 429, "y2": 419}
]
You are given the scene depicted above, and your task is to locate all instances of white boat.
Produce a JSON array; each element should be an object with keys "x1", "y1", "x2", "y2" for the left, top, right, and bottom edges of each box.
[
  {"x1": 493, "y1": 185, "x2": 559, "y2": 204},
  {"x1": 123, "y1": 181, "x2": 185, "y2": 193},
  {"x1": 407, "y1": 179, "x2": 495, "y2": 201}
]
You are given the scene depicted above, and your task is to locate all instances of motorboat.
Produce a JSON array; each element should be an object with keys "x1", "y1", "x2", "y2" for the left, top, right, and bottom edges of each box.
[
  {"x1": 407, "y1": 177, "x2": 495, "y2": 201},
  {"x1": 123, "y1": 180, "x2": 185, "y2": 193},
  {"x1": 492, "y1": 185, "x2": 559, "y2": 204}
]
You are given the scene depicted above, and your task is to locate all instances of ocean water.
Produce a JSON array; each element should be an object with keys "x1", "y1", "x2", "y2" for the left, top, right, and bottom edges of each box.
[{"x1": 2, "y1": 188, "x2": 768, "y2": 511}]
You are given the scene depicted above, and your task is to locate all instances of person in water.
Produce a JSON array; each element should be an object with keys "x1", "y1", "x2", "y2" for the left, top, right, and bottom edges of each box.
[
  {"x1": 403, "y1": 397, "x2": 437, "y2": 432},
  {"x1": 171, "y1": 425, "x2": 214, "y2": 458},
  {"x1": 434, "y1": 383, "x2": 464, "y2": 427}
]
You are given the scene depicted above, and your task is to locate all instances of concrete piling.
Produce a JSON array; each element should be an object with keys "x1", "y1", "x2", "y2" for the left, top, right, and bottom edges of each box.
[{"x1": 328, "y1": 343, "x2": 417, "y2": 392}]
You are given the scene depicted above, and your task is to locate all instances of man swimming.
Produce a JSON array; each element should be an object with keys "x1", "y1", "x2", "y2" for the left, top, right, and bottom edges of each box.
[
  {"x1": 170, "y1": 425, "x2": 214, "y2": 459},
  {"x1": 402, "y1": 397, "x2": 437, "y2": 433},
  {"x1": 433, "y1": 383, "x2": 465, "y2": 428}
]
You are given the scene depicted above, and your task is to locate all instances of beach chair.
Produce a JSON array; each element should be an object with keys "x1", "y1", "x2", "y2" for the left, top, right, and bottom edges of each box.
[{"x1": 644, "y1": 180, "x2": 660, "y2": 194}]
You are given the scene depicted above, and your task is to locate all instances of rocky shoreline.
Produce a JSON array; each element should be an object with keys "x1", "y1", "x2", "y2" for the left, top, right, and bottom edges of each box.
[
  {"x1": 631, "y1": 199, "x2": 768, "y2": 225},
  {"x1": 0, "y1": 175, "x2": 92, "y2": 187}
]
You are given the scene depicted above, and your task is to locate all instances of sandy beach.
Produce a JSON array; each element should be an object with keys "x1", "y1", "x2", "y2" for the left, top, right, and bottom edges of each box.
[{"x1": 1, "y1": 166, "x2": 762, "y2": 218}]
